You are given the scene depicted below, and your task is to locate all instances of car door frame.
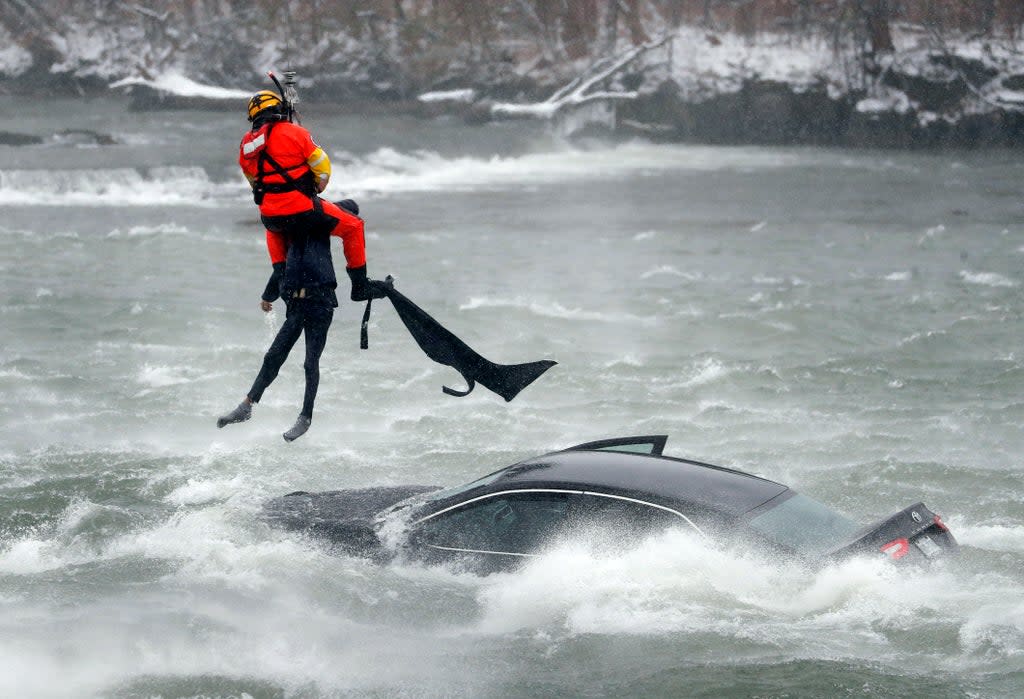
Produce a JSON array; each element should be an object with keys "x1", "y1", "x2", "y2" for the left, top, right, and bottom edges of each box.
[{"x1": 409, "y1": 488, "x2": 705, "y2": 564}]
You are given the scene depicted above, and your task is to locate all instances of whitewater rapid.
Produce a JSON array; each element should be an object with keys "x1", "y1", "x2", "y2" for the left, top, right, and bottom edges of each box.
[{"x1": 1, "y1": 99, "x2": 1023, "y2": 698}]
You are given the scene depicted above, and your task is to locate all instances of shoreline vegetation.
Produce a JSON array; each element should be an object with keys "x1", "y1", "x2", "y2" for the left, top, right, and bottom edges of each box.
[{"x1": 3, "y1": 1, "x2": 1024, "y2": 147}]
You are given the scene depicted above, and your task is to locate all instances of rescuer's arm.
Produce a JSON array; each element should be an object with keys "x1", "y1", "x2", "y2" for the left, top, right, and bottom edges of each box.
[
  {"x1": 307, "y1": 146, "x2": 331, "y2": 192},
  {"x1": 260, "y1": 262, "x2": 285, "y2": 312}
]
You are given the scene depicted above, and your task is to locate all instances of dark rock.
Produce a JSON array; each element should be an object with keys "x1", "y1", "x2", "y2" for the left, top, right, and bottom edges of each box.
[
  {"x1": 882, "y1": 64, "x2": 967, "y2": 113},
  {"x1": 844, "y1": 109, "x2": 919, "y2": 149},
  {"x1": 1004, "y1": 74, "x2": 1024, "y2": 91},
  {"x1": 617, "y1": 81, "x2": 686, "y2": 140},
  {"x1": 54, "y1": 129, "x2": 117, "y2": 146},
  {"x1": 622, "y1": 80, "x2": 849, "y2": 146},
  {"x1": 930, "y1": 54, "x2": 998, "y2": 87},
  {"x1": 0, "y1": 131, "x2": 44, "y2": 146}
]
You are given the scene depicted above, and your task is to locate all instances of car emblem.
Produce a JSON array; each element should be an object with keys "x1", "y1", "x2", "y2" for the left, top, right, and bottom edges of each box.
[{"x1": 911, "y1": 511, "x2": 922, "y2": 523}]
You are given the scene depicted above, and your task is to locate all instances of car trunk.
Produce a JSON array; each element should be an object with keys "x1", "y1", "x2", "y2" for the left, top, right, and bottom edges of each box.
[{"x1": 830, "y1": 502, "x2": 958, "y2": 562}]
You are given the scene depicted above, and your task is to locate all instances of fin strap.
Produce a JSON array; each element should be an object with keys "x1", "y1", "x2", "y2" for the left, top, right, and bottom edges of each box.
[{"x1": 442, "y1": 378, "x2": 475, "y2": 397}]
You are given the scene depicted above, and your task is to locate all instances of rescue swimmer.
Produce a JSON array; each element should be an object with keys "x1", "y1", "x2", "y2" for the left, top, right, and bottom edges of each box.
[{"x1": 217, "y1": 84, "x2": 388, "y2": 441}]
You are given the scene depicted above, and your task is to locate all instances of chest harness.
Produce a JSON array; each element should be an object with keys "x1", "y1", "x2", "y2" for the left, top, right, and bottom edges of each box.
[{"x1": 250, "y1": 121, "x2": 317, "y2": 205}]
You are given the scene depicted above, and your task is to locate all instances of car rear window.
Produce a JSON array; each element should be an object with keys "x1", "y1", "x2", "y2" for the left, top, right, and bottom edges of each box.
[{"x1": 748, "y1": 493, "x2": 861, "y2": 556}]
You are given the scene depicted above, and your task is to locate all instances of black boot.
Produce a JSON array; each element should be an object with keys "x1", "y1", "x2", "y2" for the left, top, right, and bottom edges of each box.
[
  {"x1": 217, "y1": 400, "x2": 252, "y2": 428},
  {"x1": 283, "y1": 414, "x2": 311, "y2": 442}
]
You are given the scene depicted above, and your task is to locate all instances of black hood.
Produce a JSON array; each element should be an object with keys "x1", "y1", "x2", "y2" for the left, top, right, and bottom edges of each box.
[{"x1": 263, "y1": 485, "x2": 438, "y2": 559}]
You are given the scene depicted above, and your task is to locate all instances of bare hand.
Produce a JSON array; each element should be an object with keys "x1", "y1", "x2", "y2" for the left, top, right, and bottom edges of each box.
[{"x1": 260, "y1": 300, "x2": 273, "y2": 313}]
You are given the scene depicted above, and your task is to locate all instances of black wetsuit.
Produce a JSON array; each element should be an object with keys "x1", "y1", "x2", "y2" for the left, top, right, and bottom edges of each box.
[
  {"x1": 248, "y1": 290, "x2": 333, "y2": 419},
  {"x1": 247, "y1": 218, "x2": 341, "y2": 420}
]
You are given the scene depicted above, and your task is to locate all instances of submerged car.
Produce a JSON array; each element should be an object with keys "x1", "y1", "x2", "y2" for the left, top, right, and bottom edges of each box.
[{"x1": 264, "y1": 435, "x2": 957, "y2": 571}]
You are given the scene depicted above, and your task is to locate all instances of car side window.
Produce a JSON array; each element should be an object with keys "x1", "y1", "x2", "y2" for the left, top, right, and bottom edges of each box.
[
  {"x1": 417, "y1": 492, "x2": 570, "y2": 554},
  {"x1": 569, "y1": 495, "x2": 689, "y2": 543}
]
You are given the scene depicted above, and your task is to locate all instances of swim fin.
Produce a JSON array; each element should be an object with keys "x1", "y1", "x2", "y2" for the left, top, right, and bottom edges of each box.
[{"x1": 379, "y1": 282, "x2": 556, "y2": 401}]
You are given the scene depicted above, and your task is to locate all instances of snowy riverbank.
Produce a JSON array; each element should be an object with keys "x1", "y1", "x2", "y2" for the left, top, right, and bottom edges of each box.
[{"x1": 4, "y1": 13, "x2": 1024, "y2": 148}]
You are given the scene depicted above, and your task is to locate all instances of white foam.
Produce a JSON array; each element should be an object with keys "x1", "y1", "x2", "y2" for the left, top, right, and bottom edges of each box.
[
  {"x1": 137, "y1": 364, "x2": 192, "y2": 388},
  {"x1": 333, "y1": 143, "x2": 808, "y2": 196},
  {"x1": 471, "y1": 525, "x2": 1024, "y2": 667},
  {"x1": 603, "y1": 354, "x2": 644, "y2": 368},
  {"x1": 0, "y1": 500, "x2": 118, "y2": 574},
  {"x1": 918, "y1": 224, "x2": 946, "y2": 246},
  {"x1": 476, "y1": 529, "x2": 897, "y2": 637},
  {"x1": 885, "y1": 271, "x2": 911, "y2": 281},
  {"x1": 959, "y1": 270, "x2": 1017, "y2": 288},
  {"x1": 460, "y1": 296, "x2": 656, "y2": 324},
  {"x1": 948, "y1": 518, "x2": 1024, "y2": 553},
  {"x1": 0, "y1": 538, "x2": 64, "y2": 575},
  {"x1": 959, "y1": 603, "x2": 1024, "y2": 658},
  {"x1": 165, "y1": 475, "x2": 251, "y2": 506},
  {"x1": 681, "y1": 357, "x2": 730, "y2": 387},
  {"x1": 640, "y1": 265, "x2": 701, "y2": 281},
  {"x1": 107, "y1": 223, "x2": 191, "y2": 238},
  {"x1": 0, "y1": 167, "x2": 239, "y2": 207}
]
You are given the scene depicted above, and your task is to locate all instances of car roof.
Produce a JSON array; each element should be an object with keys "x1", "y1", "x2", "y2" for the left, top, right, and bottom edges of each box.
[{"x1": 485, "y1": 449, "x2": 789, "y2": 517}]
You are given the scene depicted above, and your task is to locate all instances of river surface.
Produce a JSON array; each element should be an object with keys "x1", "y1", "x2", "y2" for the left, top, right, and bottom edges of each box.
[{"x1": 1, "y1": 98, "x2": 1023, "y2": 698}]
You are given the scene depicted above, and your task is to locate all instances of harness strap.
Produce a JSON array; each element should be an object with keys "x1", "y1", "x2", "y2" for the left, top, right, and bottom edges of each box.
[
  {"x1": 360, "y1": 299, "x2": 372, "y2": 350},
  {"x1": 255, "y1": 122, "x2": 316, "y2": 197}
]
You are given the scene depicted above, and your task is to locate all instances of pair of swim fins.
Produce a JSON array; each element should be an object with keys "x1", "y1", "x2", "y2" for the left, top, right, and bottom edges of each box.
[{"x1": 368, "y1": 279, "x2": 556, "y2": 402}]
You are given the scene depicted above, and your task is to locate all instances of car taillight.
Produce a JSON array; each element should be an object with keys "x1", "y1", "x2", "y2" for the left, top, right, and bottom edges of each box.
[
  {"x1": 933, "y1": 515, "x2": 949, "y2": 532},
  {"x1": 880, "y1": 538, "x2": 910, "y2": 560}
]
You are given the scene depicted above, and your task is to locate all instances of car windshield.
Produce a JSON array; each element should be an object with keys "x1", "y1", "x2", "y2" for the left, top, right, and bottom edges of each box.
[
  {"x1": 748, "y1": 493, "x2": 861, "y2": 555},
  {"x1": 421, "y1": 466, "x2": 507, "y2": 503}
]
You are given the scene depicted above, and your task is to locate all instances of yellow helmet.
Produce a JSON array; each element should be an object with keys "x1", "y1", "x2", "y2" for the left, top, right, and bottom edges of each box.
[{"x1": 247, "y1": 90, "x2": 283, "y2": 121}]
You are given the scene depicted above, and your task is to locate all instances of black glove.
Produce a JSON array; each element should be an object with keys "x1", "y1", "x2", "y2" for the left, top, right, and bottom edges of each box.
[
  {"x1": 347, "y1": 265, "x2": 388, "y2": 301},
  {"x1": 367, "y1": 278, "x2": 390, "y2": 299},
  {"x1": 261, "y1": 262, "x2": 286, "y2": 302}
]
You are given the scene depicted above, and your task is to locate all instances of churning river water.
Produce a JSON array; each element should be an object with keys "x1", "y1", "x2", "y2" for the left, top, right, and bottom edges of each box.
[{"x1": 1, "y1": 97, "x2": 1023, "y2": 698}]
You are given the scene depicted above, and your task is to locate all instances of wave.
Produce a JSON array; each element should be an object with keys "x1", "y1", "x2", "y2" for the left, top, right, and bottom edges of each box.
[
  {"x1": 106, "y1": 223, "x2": 192, "y2": 238},
  {"x1": 680, "y1": 357, "x2": 731, "y2": 387},
  {"x1": 136, "y1": 364, "x2": 196, "y2": 389},
  {"x1": 330, "y1": 142, "x2": 810, "y2": 196},
  {"x1": 0, "y1": 143, "x2": 809, "y2": 207},
  {"x1": 885, "y1": 271, "x2": 912, "y2": 281},
  {"x1": 460, "y1": 296, "x2": 657, "y2": 324},
  {"x1": 948, "y1": 517, "x2": 1024, "y2": 553},
  {"x1": 640, "y1": 265, "x2": 701, "y2": 281},
  {"x1": 473, "y1": 527, "x2": 1014, "y2": 645},
  {"x1": 0, "y1": 166, "x2": 243, "y2": 207}
]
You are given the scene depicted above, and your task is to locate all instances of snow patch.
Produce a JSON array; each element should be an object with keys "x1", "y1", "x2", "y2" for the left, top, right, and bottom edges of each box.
[
  {"x1": 856, "y1": 87, "x2": 912, "y2": 115},
  {"x1": 0, "y1": 25, "x2": 32, "y2": 77},
  {"x1": 417, "y1": 89, "x2": 476, "y2": 103},
  {"x1": 110, "y1": 71, "x2": 251, "y2": 99}
]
